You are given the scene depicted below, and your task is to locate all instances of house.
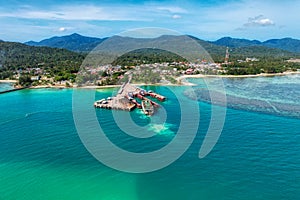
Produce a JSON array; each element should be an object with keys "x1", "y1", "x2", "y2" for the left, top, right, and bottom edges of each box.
[
  {"x1": 31, "y1": 76, "x2": 40, "y2": 81},
  {"x1": 185, "y1": 68, "x2": 194, "y2": 74}
]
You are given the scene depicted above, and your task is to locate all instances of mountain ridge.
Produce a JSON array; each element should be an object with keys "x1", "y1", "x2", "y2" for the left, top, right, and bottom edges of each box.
[
  {"x1": 1, "y1": 36, "x2": 299, "y2": 80},
  {"x1": 25, "y1": 33, "x2": 107, "y2": 52},
  {"x1": 212, "y1": 36, "x2": 300, "y2": 53},
  {"x1": 24, "y1": 33, "x2": 300, "y2": 54}
]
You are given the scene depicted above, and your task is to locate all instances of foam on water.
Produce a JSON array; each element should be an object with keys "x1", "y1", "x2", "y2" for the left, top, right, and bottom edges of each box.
[{"x1": 147, "y1": 122, "x2": 175, "y2": 136}]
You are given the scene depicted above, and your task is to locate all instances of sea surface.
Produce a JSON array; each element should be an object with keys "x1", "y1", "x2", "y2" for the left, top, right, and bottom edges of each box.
[{"x1": 0, "y1": 75, "x2": 299, "y2": 200}]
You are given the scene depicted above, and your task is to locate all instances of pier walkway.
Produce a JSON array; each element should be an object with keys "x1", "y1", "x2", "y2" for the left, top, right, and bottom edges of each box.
[{"x1": 94, "y1": 83, "x2": 166, "y2": 114}]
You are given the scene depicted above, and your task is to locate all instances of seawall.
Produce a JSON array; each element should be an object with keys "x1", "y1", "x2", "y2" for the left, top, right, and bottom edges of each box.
[{"x1": 0, "y1": 87, "x2": 28, "y2": 94}]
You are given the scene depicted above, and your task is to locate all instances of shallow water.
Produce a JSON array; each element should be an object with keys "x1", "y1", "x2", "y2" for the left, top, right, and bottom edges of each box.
[
  {"x1": 185, "y1": 75, "x2": 300, "y2": 118},
  {"x1": 0, "y1": 82, "x2": 13, "y2": 92}
]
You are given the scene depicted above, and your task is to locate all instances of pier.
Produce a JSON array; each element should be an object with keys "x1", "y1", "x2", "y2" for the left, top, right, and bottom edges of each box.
[{"x1": 94, "y1": 83, "x2": 166, "y2": 115}]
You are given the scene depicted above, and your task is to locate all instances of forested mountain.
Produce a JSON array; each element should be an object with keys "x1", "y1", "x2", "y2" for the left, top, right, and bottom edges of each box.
[
  {"x1": 112, "y1": 48, "x2": 187, "y2": 66},
  {"x1": 263, "y1": 38, "x2": 300, "y2": 53},
  {"x1": 212, "y1": 37, "x2": 261, "y2": 47},
  {"x1": 0, "y1": 41, "x2": 84, "y2": 79},
  {"x1": 190, "y1": 36, "x2": 298, "y2": 63},
  {"x1": 25, "y1": 33, "x2": 106, "y2": 52},
  {"x1": 23, "y1": 33, "x2": 299, "y2": 62},
  {"x1": 25, "y1": 33, "x2": 300, "y2": 55},
  {"x1": 2, "y1": 34, "x2": 298, "y2": 71},
  {"x1": 212, "y1": 37, "x2": 300, "y2": 53},
  {"x1": 0, "y1": 34, "x2": 300, "y2": 81}
]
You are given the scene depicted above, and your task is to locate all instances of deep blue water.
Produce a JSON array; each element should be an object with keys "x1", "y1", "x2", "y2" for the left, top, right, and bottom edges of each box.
[{"x1": 0, "y1": 76, "x2": 299, "y2": 200}]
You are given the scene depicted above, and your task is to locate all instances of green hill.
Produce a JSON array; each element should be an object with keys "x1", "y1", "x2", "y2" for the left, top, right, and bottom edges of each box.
[
  {"x1": 22, "y1": 33, "x2": 300, "y2": 63},
  {"x1": 213, "y1": 37, "x2": 300, "y2": 53},
  {"x1": 112, "y1": 48, "x2": 187, "y2": 66},
  {"x1": 0, "y1": 41, "x2": 84, "y2": 80},
  {"x1": 25, "y1": 33, "x2": 106, "y2": 52},
  {"x1": 1, "y1": 35, "x2": 299, "y2": 82}
]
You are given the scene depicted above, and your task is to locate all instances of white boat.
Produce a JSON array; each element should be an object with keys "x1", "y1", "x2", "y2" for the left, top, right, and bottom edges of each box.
[{"x1": 142, "y1": 100, "x2": 154, "y2": 115}]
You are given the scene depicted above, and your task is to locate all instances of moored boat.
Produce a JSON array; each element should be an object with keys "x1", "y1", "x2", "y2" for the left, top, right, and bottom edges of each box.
[{"x1": 142, "y1": 100, "x2": 154, "y2": 115}]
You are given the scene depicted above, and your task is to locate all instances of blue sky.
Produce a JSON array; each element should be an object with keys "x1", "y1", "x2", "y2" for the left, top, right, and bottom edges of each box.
[{"x1": 0, "y1": 0, "x2": 299, "y2": 42}]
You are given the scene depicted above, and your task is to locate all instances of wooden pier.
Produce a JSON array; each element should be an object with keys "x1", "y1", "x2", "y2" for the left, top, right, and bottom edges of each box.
[{"x1": 94, "y1": 83, "x2": 166, "y2": 115}]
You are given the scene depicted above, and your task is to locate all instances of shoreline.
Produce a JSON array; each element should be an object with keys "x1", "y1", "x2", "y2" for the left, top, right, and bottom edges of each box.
[
  {"x1": 0, "y1": 80, "x2": 17, "y2": 83},
  {"x1": 177, "y1": 71, "x2": 300, "y2": 80},
  {"x1": 2, "y1": 71, "x2": 299, "y2": 90},
  {"x1": 29, "y1": 82, "x2": 187, "y2": 90}
]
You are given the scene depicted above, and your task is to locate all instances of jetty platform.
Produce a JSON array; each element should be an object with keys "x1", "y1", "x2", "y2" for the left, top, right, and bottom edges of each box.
[{"x1": 94, "y1": 83, "x2": 166, "y2": 114}]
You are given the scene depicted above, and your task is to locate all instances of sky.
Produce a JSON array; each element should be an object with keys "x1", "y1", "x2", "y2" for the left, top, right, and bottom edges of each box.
[{"x1": 0, "y1": 0, "x2": 299, "y2": 42}]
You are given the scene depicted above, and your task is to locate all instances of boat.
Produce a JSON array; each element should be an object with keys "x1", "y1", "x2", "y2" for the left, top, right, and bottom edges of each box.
[{"x1": 142, "y1": 100, "x2": 154, "y2": 115}]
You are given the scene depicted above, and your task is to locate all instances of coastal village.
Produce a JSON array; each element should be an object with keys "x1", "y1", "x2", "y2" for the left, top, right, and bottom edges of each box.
[
  {"x1": 2, "y1": 45, "x2": 300, "y2": 89},
  {"x1": 4, "y1": 60, "x2": 222, "y2": 88},
  {"x1": 1, "y1": 44, "x2": 262, "y2": 88},
  {"x1": 82, "y1": 61, "x2": 223, "y2": 86}
]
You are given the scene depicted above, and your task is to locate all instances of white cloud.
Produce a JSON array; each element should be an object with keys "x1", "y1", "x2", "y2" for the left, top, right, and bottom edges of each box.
[
  {"x1": 244, "y1": 15, "x2": 275, "y2": 27},
  {"x1": 186, "y1": 0, "x2": 287, "y2": 40},
  {"x1": 0, "y1": 4, "x2": 188, "y2": 22},
  {"x1": 172, "y1": 14, "x2": 181, "y2": 19},
  {"x1": 1, "y1": 0, "x2": 300, "y2": 42},
  {"x1": 58, "y1": 27, "x2": 66, "y2": 32},
  {"x1": 157, "y1": 6, "x2": 187, "y2": 14},
  {"x1": 0, "y1": 5, "x2": 147, "y2": 21}
]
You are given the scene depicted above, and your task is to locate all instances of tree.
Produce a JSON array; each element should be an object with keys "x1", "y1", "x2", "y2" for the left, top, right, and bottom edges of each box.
[{"x1": 18, "y1": 75, "x2": 32, "y2": 86}]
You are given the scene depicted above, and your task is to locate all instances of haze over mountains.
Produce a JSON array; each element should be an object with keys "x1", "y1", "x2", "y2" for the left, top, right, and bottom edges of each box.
[{"x1": 23, "y1": 33, "x2": 300, "y2": 54}]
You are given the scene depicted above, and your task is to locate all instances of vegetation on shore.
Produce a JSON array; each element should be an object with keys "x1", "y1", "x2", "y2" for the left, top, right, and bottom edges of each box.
[
  {"x1": 0, "y1": 41, "x2": 84, "y2": 86},
  {"x1": 223, "y1": 58, "x2": 300, "y2": 75},
  {"x1": 112, "y1": 48, "x2": 187, "y2": 66},
  {"x1": 1, "y1": 38, "x2": 300, "y2": 87}
]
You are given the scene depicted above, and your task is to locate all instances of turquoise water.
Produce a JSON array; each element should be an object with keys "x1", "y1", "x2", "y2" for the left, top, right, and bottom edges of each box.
[
  {"x1": 0, "y1": 76, "x2": 300, "y2": 199},
  {"x1": 186, "y1": 75, "x2": 300, "y2": 118}
]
